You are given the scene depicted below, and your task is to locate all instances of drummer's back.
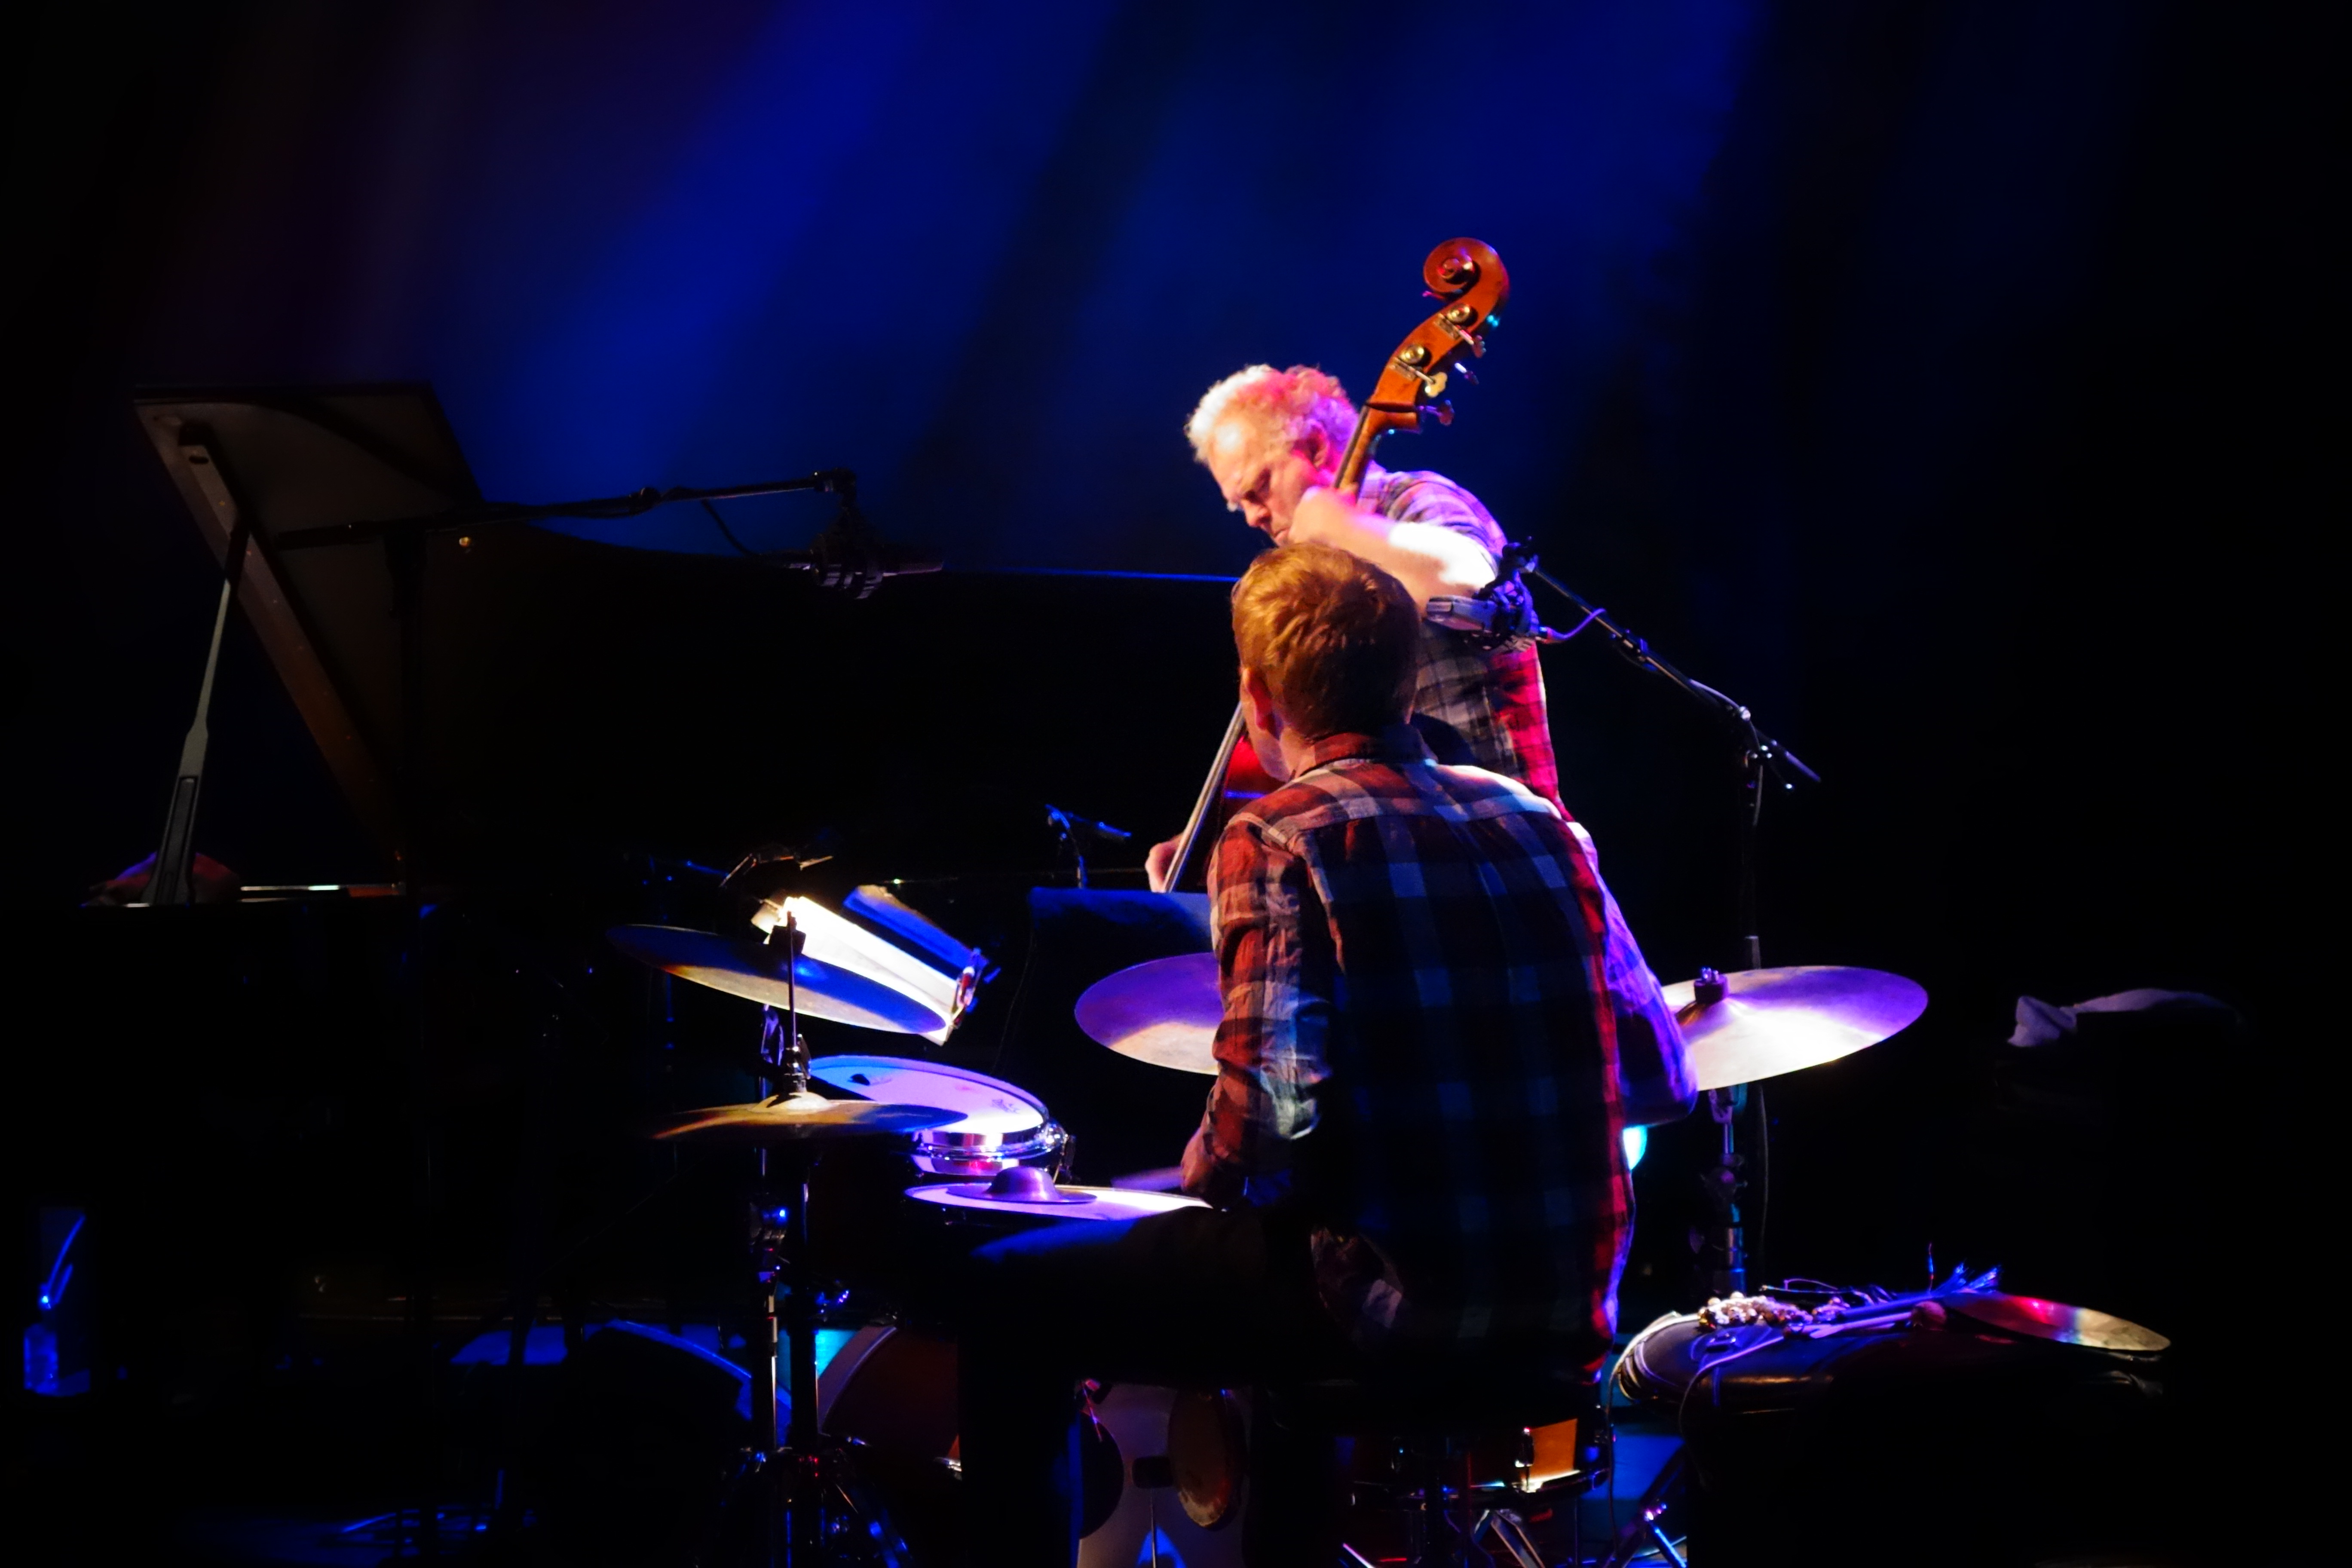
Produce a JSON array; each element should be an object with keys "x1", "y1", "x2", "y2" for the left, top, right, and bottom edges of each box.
[{"x1": 1215, "y1": 721, "x2": 1626, "y2": 1358}]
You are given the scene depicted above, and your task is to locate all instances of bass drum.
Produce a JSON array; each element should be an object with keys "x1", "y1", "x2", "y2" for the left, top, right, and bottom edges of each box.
[{"x1": 818, "y1": 1323, "x2": 1248, "y2": 1568}]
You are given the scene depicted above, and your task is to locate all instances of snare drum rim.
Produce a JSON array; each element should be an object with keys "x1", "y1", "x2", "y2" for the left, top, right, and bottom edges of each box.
[
  {"x1": 910, "y1": 1118, "x2": 1068, "y2": 1176},
  {"x1": 913, "y1": 1118, "x2": 1066, "y2": 1156}
]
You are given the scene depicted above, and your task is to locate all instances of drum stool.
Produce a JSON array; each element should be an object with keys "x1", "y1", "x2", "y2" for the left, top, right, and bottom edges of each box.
[{"x1": 1267, "y1": 1357, "x2": 1606, "y2": 1568}]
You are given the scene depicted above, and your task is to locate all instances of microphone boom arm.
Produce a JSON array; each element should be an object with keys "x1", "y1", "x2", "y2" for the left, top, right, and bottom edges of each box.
[{"x1": 1519, "y1": 556, "x2": 1818, "y2": 789}]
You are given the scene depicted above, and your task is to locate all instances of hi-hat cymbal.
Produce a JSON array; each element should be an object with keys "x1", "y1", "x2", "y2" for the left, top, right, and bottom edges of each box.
[
  {"x1": 1661, "y1": 965, "x2": 1926, "y2": 1091},
  {"x1": 1074, "y1": 952, "x2": 1220, "y2": 1075},
  {"x1": 609, "y1": 924, "x2": 943, "y2": 1034},
  {"x1": 649, "y1": 1093, "x2": 962, "y2": 1145}
]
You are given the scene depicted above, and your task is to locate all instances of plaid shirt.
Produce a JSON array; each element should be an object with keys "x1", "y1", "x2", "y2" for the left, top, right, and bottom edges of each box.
[
  {"x1": 1195, "y1": 726, "x2": 1691, "y2": 1362},
  {"x1": 1360, "y1": 467, "x2": 1562, "y2": 810}
]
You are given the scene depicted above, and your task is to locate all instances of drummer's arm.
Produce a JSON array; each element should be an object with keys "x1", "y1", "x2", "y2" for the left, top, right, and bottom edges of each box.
[
  {"x1": 1182, "y1": 825, "x2": 1326, "y2": 1203},
  {"x1": 1564, "y1": 822, "x2": 1697, "y2": 1127}
]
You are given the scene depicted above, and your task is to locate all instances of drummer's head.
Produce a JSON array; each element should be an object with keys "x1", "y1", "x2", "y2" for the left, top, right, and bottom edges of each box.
[
  {"x1": 1230, "y1": 544, "x2": 1418, "y2": 782},
  {"x1": 1188, "y1": 365, "x2": 1355, "y2": 545}
]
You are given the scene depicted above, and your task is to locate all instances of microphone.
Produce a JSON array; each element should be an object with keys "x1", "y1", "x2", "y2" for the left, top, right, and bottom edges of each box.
[
  {"x1": 1425, "y1": 542, "x2": 1609, "y2": 648},
  {"x1": 705, "y1": 471, "x2": 940, "y2": 597},
  {"x1": 1044, "y1": 805, "x2": 1132, "y2": 843},
  {"x1": 797, "y1": 512, "x2": 941, "y2": 598}
]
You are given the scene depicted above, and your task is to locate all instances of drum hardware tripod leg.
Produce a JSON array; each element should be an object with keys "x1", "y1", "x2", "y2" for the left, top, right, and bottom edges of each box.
[
  {"x1": 1592, "y1": 1444, "x2": 1685, "y2": 1568},
  {"x1": 1466, "y1": 1504, "x2": 1545, "y2": 1568}
]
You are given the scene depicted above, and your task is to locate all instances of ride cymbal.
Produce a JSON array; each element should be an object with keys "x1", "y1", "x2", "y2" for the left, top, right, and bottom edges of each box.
[
  {"x1": 1661, "y1": 965, "x2": 1927, "y2": 1091},
  {"x1": 1073, "y1": 952, "x2": 1220, "y2": 1075}
]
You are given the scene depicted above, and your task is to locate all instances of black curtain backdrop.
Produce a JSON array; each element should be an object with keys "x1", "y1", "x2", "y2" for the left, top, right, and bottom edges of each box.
[{"x1": 6, "y1": 0, "x2": 2335, "y2": 1511}]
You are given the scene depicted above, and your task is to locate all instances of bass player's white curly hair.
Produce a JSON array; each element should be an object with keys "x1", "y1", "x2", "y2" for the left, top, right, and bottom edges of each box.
[{"x1": 1185, "y1": 364, "x2": 1357, "y2": 465}]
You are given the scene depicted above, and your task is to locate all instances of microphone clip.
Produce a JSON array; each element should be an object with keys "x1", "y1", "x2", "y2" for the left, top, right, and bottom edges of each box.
[{"x1": 1425, "y1": 541, "x2": 1556, "y2": 649}]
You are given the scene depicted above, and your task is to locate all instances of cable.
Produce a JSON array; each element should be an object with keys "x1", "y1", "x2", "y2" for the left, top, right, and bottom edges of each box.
[
  {"x1": 1548, "y1": 603, "x2": 1608, "y2": 642},
  {"x1": 38, "y1": 1212, "x2": 86, "y2": 1310},
  {"x1": 1746, "y1": 1085, "x2": 1769, "y2": 1286},
  {"x1": 1671, "y1": 1327, "x2": 1784, "y2": 1444},
  {"x1": 701, "y1": 499, "x2": 779, "y2": 564}
]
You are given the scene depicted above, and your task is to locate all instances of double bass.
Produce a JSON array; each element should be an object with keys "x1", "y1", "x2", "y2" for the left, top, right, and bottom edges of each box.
[{"x1": 1159, "y1": 238, "x2": 1513, "y2": 892}]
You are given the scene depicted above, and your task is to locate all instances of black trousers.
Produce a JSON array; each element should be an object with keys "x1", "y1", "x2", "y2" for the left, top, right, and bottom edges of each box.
[{"x1": 956, "y1": 1204, "x2": 1352, "y2": 1567}]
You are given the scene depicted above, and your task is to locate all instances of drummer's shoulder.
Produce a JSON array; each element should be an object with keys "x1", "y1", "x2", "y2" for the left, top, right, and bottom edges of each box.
[
  {"x1": 1224, "y1": 773, "x2": 1348, "y2": 847},
  {"x1": 1238, "y1": 763, "x2": 1559, "y2": 837},
  {"x1": 1425, "y1": 761, "x2": 1565, "y2": 822},
  {"x1": 1231, "y1": 760, "x2": 1421, "y2": 839}
]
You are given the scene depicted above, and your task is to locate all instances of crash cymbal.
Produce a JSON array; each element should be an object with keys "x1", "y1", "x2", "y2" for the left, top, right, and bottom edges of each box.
[
  {"x1": 1074, "y1": 952, "x2": 1220, "y2": 1075},
  {"x1": 649, "y1": 1093, "x2": 962, "y2": 1145},
  {"x1": 1661, "y1": 965, "x2": 1926, "y2": 1091},
  {"x1": 1945, "y1": 1292, "x2": 2169, "y2": 1354},
  {"x1": 608, "y1": 924, "x2": 943, "y2": 1034}
]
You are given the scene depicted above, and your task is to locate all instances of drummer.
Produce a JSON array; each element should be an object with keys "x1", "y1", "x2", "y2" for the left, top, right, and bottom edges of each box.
[{"x1": 958, "y1": 543, "x2": 1692, "y2": 1565}]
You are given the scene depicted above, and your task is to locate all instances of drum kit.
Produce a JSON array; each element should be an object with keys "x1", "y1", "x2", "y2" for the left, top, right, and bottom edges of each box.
[{"x1": 609, "y1": 894, "x2": 1935, "y2": 1565}]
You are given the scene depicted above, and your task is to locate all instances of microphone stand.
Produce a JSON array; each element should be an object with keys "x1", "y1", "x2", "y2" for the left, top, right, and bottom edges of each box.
[
  {"x1": 1516, "y1": 557, "x2": 1819, "y2": 968},
  {"x1": 1511, "y1": 551, "x2": 1820, "y2": 1302},
  {"x1": 1044, "y1": 804, "x2": 1133, "y2": 890}
]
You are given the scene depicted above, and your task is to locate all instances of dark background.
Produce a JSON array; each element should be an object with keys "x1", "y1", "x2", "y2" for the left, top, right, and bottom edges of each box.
[{"x1": 5, "y1": 0, "x2": 2335, "y2": 1531}]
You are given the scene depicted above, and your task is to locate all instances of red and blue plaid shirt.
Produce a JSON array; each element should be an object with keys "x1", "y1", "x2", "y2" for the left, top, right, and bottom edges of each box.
[
  {"x1": 1194, "y1": 726, "x2": 1691, "y2": 1363},
  {"x1": 1360, "y1": 467, "x2": 1562, "y2": 811}
]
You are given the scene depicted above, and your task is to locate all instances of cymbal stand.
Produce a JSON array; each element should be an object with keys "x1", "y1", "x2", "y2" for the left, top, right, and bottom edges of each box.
[
  {"x1": 1683, "y1": 969, "x2": 1772, "y2": 1300},
  {"x1": 1699, "y1": 1094, "x2": 1748, "y2": 1300},
  {"x1": 743, "y1": 913, "x2": 833, "y2": 1563}
]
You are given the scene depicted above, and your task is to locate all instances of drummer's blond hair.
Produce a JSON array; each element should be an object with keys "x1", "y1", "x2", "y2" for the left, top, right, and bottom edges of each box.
[
  {"x1": 1231, "y1": 544, "x2": 1418, "y2": 740},
  {"x1": 1186, "y1": 364, "x2": 1356, "y2": 464}
]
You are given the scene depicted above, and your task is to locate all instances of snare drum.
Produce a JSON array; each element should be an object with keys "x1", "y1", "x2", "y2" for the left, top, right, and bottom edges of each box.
[{"x1": 810, "y1": 1055, "x2": 1066, "y2": 1176}]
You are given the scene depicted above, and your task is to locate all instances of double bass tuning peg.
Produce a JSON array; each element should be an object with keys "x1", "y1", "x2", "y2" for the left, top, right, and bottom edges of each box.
[{"x1": 1418, "y1": 400, "x2": 1455, "y2": 428}]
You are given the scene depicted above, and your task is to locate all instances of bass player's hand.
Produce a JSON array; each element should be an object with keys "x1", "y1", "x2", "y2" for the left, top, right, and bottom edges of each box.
[{"x1": 1145, "y1": 836, "x2": 1181, "y2": 894}]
